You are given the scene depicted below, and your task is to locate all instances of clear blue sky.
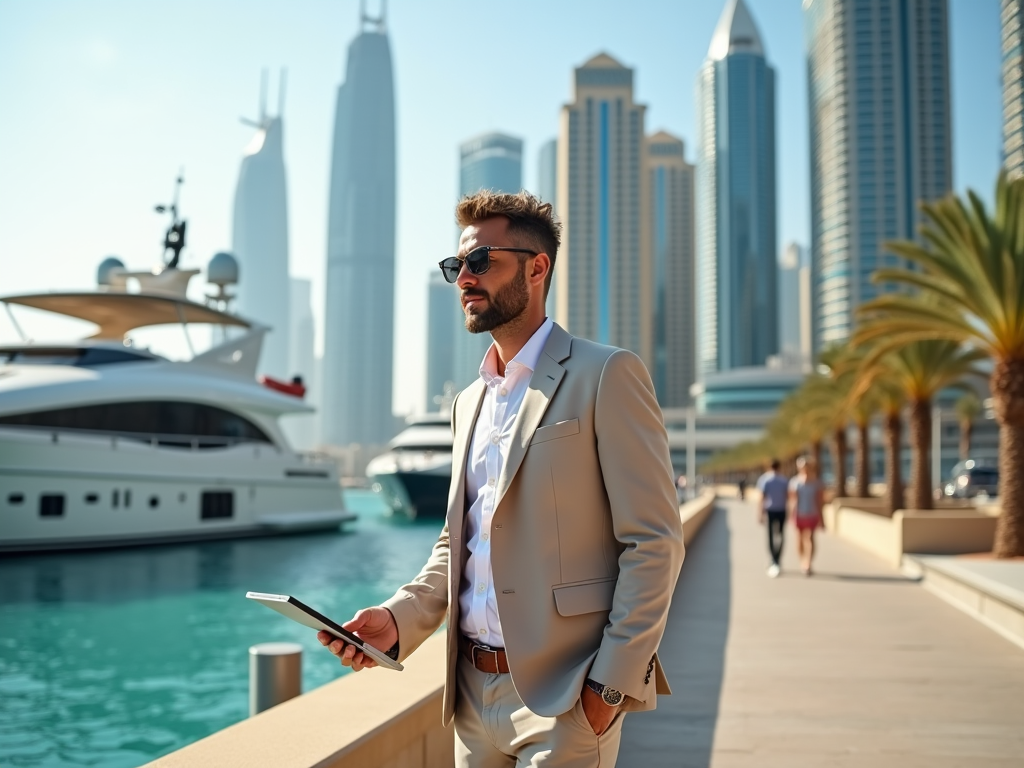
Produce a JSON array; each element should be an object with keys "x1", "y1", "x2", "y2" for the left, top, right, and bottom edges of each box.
[{"x1": 0, "y1": 0, "x2": 1002, "y2": 415}]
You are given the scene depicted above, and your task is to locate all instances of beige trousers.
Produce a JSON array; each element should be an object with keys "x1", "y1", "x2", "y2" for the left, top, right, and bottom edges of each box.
[{"x1": 454, "y1": 656, "x2": 625, "y2": 768}]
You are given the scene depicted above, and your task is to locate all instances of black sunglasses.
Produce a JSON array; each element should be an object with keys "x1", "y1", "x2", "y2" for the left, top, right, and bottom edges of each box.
[{"x1": 438, "y1": 246, "x2": 538, "y2": 284}]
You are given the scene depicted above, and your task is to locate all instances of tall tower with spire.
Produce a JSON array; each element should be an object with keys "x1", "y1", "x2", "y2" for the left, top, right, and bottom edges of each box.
[
  {"x1": 696, "y1": 0, "x2": 777, "y2": 376},
  {"x1": 233, "y1": 70, "x2": 290, "y2": 378},
  {"x1": 322, "y1": 1, "x2": 396, "y2": 446}
]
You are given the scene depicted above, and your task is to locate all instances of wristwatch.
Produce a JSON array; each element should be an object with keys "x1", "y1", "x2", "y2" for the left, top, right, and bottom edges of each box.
[{"x1": 585, "y1": 678, "x2": 624, "y2": 707}]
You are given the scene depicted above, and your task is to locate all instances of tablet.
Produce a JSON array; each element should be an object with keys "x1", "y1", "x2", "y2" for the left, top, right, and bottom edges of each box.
[{"x1": 245, "y1": 592, "x2": 403, "y2": 671}]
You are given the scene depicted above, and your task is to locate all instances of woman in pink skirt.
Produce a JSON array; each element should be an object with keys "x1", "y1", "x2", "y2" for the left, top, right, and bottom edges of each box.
[{"x1": 789, "y1": 457, "x2": 825, "y2": 575}]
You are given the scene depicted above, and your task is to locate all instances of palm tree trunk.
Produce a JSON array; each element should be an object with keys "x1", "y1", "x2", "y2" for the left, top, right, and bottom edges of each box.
[
  {"x1": 991, "y1": 359, "x2": 1024, "y2": 557},
  {"x1": 885, "y1": 411, "x2": 903, "y2": 515},
  {"x1": 832, "y1": 427, "x2": 848, "y2": 497},
  {"x1": 855, "y1": 421, "x2": 871, "y2": 497},
  {"x1": 959, "y1": 419, "x2": 973, "y2": 461},
  {"x1": 909, "y1": 399, "x2": 933, "y2": 510}
]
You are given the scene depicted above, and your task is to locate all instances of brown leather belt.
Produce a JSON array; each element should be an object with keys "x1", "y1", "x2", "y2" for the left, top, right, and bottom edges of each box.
[{"x1": 460, "y1": 635, "x2": 510, "y2": 674}]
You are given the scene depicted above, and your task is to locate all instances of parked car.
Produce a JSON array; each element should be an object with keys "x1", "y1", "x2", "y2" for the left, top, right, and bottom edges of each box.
[{"x1": 943, "y1": 460, "x2": 999, "y2": 498}]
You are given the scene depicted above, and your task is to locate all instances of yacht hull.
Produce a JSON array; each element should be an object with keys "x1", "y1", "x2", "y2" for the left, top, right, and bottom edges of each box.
[{"x1": 0, "y1": 428, "x2": 353, "y2": 553}]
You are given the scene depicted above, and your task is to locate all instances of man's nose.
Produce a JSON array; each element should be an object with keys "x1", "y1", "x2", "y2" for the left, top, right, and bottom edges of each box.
[{"x1": 456, "y1": 261, "x2": 477, "y2": 290}]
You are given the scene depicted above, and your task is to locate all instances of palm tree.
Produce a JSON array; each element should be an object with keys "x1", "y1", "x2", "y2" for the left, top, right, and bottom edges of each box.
[
  {"x1": 817, "y1": 345, "x2": 861, "y2": 497},
  {"x1": 856, "y1": 171, "x2": 1024, "y2": 554},
  {"x1": 955, "y1": 390, "x2": 983, "y2": 461}
]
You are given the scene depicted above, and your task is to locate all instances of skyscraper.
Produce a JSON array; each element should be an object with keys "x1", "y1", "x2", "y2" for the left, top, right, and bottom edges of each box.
[
  {"x1": 537, "y1": 138, "x2": 558, "y2": 316},
  {"x1": 646, "y1": 131, "x2": 696, "y2": 407},
  {"x1": 557, "y1": 53, "x2": 650, "y2": 365},
  {"x1": 450, "y1": 132, "x2": 523, "y2": 390},
  {"x1": 283, "y1": 277, "x2": 317, "y2": 449},
  {"x1": 806, "y1": 0, "x2": 952, "y2": 349},
  {"x1": 322, "y1": 7, "x2": 396, "y2": 446},
  {"x1": 779, "y1": 242, "x2": 812, "y2": 363},
  {"x1": 232, "y1": 72, "x2": 290, "y2": 378},
  {"x1": 1003, "y1": 0, "x2": 1024, "y2": 178},
  {"x1": 696, "y1": 0, "x2": 778, "y2": 375},
  {"x1": 425, "y1": 270, "x2": 457, "y2": 412}
]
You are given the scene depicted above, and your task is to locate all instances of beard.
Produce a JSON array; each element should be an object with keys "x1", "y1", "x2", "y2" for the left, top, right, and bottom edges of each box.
[{"x1": 462, "y1": 262, "x2": 530, "y2": 334}]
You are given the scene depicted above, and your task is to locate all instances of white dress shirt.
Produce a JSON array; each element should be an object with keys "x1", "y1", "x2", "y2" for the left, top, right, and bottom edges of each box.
[{"x1": 459, "y1": 317, "x2": 554, "y2": 647}]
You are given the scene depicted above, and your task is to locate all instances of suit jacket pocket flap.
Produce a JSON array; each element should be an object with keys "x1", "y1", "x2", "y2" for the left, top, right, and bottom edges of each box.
[
  {"x1": 531, "y1": 418, "x2": 580, "y2": 445},
  {"x1": 552, "y1": 578, "x2": 616, "y2": 617}
]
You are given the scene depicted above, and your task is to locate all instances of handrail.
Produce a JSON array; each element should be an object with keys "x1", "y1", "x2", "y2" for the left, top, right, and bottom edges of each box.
[{"x1": 0, "y1": 423, "x2": 270, "y2": 450}]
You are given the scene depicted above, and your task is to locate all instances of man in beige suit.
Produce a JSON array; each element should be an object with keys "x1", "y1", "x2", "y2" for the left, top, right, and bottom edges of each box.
[{"x1": 319, "y1": 191, "x2": 684, "y2": 766}]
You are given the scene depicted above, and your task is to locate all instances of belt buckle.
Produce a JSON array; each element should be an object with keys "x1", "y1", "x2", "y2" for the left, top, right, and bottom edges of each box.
[{"x1": 472, "y1": 643, "x2": 497, "y2": 673}]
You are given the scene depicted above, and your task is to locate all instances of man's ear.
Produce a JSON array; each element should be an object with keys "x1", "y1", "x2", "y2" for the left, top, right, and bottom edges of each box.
[{"x1": 531, "y1": 253, "x2": 551, "y2": 285}]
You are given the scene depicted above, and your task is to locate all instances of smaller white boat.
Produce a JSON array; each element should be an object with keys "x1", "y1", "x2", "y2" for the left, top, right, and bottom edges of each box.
[{"x1": 366, "y1": 414, "x2": 452, "y2": 519}]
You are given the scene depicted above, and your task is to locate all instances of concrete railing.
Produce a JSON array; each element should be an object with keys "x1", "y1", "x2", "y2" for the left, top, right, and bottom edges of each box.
[
  {"x1": 144, "y1": 492, "x2": 718, "y2": 768},
  {"x1": 825, "y1": 504, "x2": 999, "y2": 567}
]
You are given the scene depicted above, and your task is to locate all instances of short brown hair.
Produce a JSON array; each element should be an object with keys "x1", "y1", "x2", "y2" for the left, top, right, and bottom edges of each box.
[{"x1": 455, "y1": 190, "x2": 561, "y2": 296}]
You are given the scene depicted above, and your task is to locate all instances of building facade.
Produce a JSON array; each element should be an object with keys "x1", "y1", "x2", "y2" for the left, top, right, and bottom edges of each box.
[
  {"x1": 1004, "y1": 0, "x2": 1024, "y2": 178},
  {"x1": 425, "y1": 270, "x2": 457, "y2": 412},
  {"x1": 322, "y1": 10, "x2": 396, "y2": 446},
  {"x1": 450, "y1": 132, "x2": 524, "y2": 391},
  {"x1": 232, "y1": 73, "x2": 290, "y2": 379},
  {"x1": 646, "y1": 131, "x2": 696, "y2": 407},
  {"x1": 806, "y1": 0, "x2": 952, "y2": 349},
  {"x1": 779, "y1": 242, "x2": 812, "y2": 363},
  {"x1": 696, "y1": 0, "x2": 778, "y2": 377},
  {"x1": 557, "y1": 53, "x2": 650, "y2": 365},
  {"x1": 282, "y1": 277, "x2": 318, "y2": 450}
]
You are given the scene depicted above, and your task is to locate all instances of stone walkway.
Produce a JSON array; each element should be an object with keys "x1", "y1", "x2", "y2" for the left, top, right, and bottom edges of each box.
[{"x1": 619, "y1": 500, "x2": 1024, "y2": 768}]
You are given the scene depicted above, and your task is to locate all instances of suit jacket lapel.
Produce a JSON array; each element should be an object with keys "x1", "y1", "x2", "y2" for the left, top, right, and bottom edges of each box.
[
  {"x1": 448, "y1": 378, "x2": 485, "y2": 537},
  {"x1": 494, "y1": 323, "x2": 572, "y2": 508}
]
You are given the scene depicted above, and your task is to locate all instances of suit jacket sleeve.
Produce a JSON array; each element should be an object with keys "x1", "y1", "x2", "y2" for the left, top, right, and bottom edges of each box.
[
  {"x1": 378, "y1": 392, "x2": 461, "y2": 662},
  {"x1": 588, "y1": 349, "x2": 685, "y2": 701},
  {"x1": 379, "y1": 524, "x2": 451, "y2": 662}
]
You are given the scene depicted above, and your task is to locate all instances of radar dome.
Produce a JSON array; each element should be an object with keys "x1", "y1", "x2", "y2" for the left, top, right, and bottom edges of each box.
[
  {"x1": 97, "y1": 256, "x2": 126, "y2": 285},
  {"x1": 208, "y1": 251, "x2": 239, "y2": 287}
]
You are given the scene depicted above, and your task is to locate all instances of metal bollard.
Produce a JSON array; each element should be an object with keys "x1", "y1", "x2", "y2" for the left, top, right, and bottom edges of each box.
[{"x1": 249, "y1": 642, "x2": 303, "y2": 716}]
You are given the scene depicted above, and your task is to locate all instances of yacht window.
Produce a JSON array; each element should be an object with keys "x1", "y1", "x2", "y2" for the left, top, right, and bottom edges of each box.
[
  {"x1": 0, "y1": 401, "x2": 272, "y2": 446},
  {"x1": 201, "y1": 490, "x2": 233, "y2": 520},
  {"x1": 40, "y1": 494, "x2": 65, "y2": 517},
  {"x1": 85, "y1": 493, "x2": 99, "y2": 504},
  {"x1": 149, "y1": 495, "x2": 160, "y2": 508},
  {"x1": 8, "y1": 493, "x2": 24, "y2": 504},
  {"x1": 0, "y1": 346, "x2": 158, "y2": 366}
]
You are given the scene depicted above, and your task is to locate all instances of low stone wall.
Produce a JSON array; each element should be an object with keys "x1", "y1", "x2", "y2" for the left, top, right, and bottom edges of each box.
[
  {"x1": 826, "y1": 504, "x2": 999, "y2": 567},
  {"x1": 144, "y1": 493, "x2": 718, "y2": 768}
]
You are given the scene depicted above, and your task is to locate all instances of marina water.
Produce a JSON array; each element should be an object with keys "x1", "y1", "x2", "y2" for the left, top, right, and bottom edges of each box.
[{"x1": 0, "y1": 490, "x2": 442, "y2": 767}]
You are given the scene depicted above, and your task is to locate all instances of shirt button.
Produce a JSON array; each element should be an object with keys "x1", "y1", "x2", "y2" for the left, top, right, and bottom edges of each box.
[
  {"x1": 491, "y1": 434, "x2": 499, "y2": 445},
  {"x1": 477, "y1": 583, "x2": 486, "y2": 593},
  {"x1": 482, "y1": 533, "x2": 489, "y2": 541},
  {"x1": 500, "y1": 388, "x2": 507, "y2": 396},
  {"x1": 479, "y1": 629, "x2": 487, "y2": 635},
  {"x1": 487, "y1": 478, "x2": 495, "y2": 487}
]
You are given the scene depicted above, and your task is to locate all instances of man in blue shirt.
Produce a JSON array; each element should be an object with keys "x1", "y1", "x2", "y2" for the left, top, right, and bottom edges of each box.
[{"x1": 756, "y1": 460, "x2": 789, "y2": 578}]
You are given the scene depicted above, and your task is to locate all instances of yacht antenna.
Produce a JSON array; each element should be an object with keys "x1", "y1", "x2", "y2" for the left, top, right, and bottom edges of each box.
[{"x1": 154, "y1": 170, "x2": 187, "y2": 269}]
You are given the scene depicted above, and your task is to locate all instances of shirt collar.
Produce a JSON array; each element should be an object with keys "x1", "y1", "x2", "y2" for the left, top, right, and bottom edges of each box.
[{"x1": 478, "y1": 317, "x2": 554, "y2": 385}]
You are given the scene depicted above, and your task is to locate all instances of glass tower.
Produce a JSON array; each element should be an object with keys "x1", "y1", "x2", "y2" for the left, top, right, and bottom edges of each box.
[
  {"x1": 806, "y1": 0, "x2": 952, "y2": 350},
  {"x1": 557, "y1": 53, "x2": 650, "y2": 365},
  {"x1": 646, "y1": 132, "x2": 696, "y2": 407},
  {"x1": 322, "y1": 10, "x2": 396, "y2": 446},
  {"x1": 1004, "y1": 0, "x2": 1024, "y2": 178},
  {"x1": 696, "y1": 0, "x2": 778, "y2": 376},
  {"x1": 450, "y1": 132, "x2": 523, "y2": 391}
]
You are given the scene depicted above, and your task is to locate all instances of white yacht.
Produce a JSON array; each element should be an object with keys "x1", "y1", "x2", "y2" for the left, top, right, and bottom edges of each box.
[
  {"x1": 366, "y1": 414, "x2": 452, "y2": 520},
  {"x1": 0, "y1": 196, "x2": 353, "y2": 552}
]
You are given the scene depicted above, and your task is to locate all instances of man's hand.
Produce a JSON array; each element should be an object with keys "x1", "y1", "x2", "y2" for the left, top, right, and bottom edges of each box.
[
  {"x1": 758, "y1": 510, "x2": 765, "y2": 525},
  {"x1": 317, "y1": 607, "x2": 398, "y2": 672},
  {"x1": 580, "y1": 685, "x2": 618, "y2": 736}
]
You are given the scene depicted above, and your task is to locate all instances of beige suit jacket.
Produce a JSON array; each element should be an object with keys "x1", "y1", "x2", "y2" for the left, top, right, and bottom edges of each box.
[{"x1": 382, "y1": 322, "x2": 685, "y2": 726}]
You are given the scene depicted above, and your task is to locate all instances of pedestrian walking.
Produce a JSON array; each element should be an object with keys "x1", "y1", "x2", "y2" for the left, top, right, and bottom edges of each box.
[
  {"x1": 316, "y1": 190, "x2": 684, "y2": 767},
  {"x1": 789, "y1": 457, "x2": 825, "y2": 576},
  {"x1": 756, "y1": 460, "x2": 789, "y2": 577}
]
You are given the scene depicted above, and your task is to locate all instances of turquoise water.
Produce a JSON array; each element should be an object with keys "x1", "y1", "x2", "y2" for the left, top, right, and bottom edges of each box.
[{"x1": 0, "y1": 490, "x2": 443, "y2": 767}]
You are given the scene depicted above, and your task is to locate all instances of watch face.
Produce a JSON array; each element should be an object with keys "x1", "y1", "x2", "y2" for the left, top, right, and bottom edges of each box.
[{"x1": 602, "y1": 687, "x2": 623, "y2": 706}]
